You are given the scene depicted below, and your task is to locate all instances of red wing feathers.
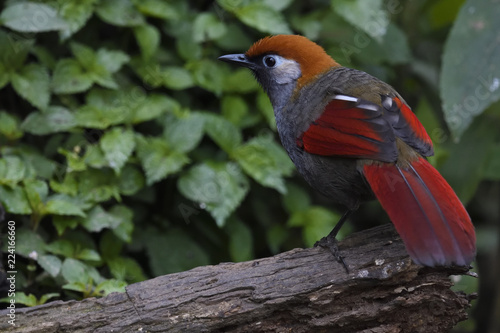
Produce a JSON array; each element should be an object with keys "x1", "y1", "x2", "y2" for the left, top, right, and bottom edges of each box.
[
  {"x1": 297, "y1": 95, "x2": 398, "y2": 162},
  {"x1": 297, "y1": 94, "x2": 434, "y2": 161}
]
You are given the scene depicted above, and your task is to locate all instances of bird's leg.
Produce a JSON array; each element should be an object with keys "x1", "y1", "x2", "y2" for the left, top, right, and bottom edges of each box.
[{"x1": 314, "y1": 210, "x2": 353, "y2": 273}]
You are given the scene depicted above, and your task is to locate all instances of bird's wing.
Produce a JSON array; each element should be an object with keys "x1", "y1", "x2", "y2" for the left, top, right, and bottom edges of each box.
[
  {"x1": 380, "y1": 95, "x2": 433, "y2": 157},
  {"x1": 296, "y1": 94, "x2": 433, "y2": 161},
  {"x1": 297, "y1": 95, "x2": 397, "y2": 161}
]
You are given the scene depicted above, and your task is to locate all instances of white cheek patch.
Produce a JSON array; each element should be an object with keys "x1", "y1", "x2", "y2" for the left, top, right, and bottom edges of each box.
[{"x1": 274, "y1": 59, "x2": 301, "y2": 85}]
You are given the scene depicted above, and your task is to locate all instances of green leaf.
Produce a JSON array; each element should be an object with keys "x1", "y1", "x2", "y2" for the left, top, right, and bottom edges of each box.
[
  {"x1": 262, "y1": 0, "x2": 294, "y2": 11},
  {"x1": 332, "y1": 0, "x2": 389, "y2": 41},
  {"x1": 46, "y1": 193, "x2": 90, "y2": 216},
  {"x1": 222, "y1": 68, "x2": 259, "y2": 93},
  {"x1": 0, "y1": 111, "x2": 23, "y2": 140},
  {"x1": 288, "y1": 206, "x2": 342, "y2": 247},
  {"x1": 233, "y1": 136, "x2": 294, "y2": 194},
  {"x1": 429, "y1": 0, "x2": 467, "y2": 29},
  {"x1": 0, "y1": 185, "x2": 32, "y2": 214},
  {"x1": 215, "y1": 23, "x2": 253, "y2": 50},
  {"x1": 221, "y1": 95, "x2": 250, "y2": 127},
  {"x1": 225, "y1": 217, "x2": 253, "y2": 262},
  {"x1": 81, "y1": 205, "x2": 119, "y2": 233},
  {"x1": 76, "y1": 248, "x2": 102, "y2": 262},
  {"x1": 282, "y1": 183, "x2": 311, "y2": 214},
  {"x1": 130, "y1": 62, "x2": 161, "y2": 88},
  {"x1": 1, "y1": 3, "x2": 69, "y2": 33},
  {"x1": 136, "y1": 136, "x2": 190, "y2": 185},
  {"x1": 2, "y1": 292, "x2": 59, "y2": 306},
  {"x1": 62, "y1": 282, "x2": 88, "y2": 293},
  {"x1": 0, "y1": 156, "x2": 26, "y2": 184},
  {"x1": 440, "y1": 116, "x2": 499, "y2": 203},
  {"x1": 134, "y1": 24, "x2": 160, "y2": 60},
  {"x1": 100, "y1": 127, "x2": 135, "y2": 173},
  {"x1": 440, "y1": 0, "x2": 500, "y2": 139},
  {"x1": 234, "y1": 3, "x2": 292, "y2": 34},
  {"x1": 38, "y1": 254, "x2": 62, "y2": 277},
  {"x1": 15, "y1": 228, "x2": 45, "y2": 257},
  {"x1": 290, "y1": 13, "x2": 322, "y2": 40},
  {"x1": 96, "y1": 0, "x2": 145, "y2": 26},
  {"x1": 31, "y1": 46, "x2": 56, "y2": 70},
  {"x1": 61, "y1": 258, "x2": 95, "y2": 284},
  {"x1": 96, "y1": 48, "x2": 130, "y2": 73},
  {"x1": 45, "y1": 239, "x2": 75, "y2": 257},
  {"x1": 52, "y1": 59, "x2": 93, "y2": 94},
  {"x1": 91, "y1": 72, "x2": 118, "y2": 90},
  {"x1": 108, "y1": 205, "x2": 134, "y2": 242},
  {"x1": 85, "y1": 87, "x2": 127, "y2": 109},
  {"x1": 81, "y1": 205, "x2": 131, "y2": 234},
  {"x1": 134, "y1": 0, "x2": 178, "y2": 19},
  {"x1": 484, "y1": 144, "x2": 500, "y2": 180},
  {"x1": 118, "y1": 164, "x2": 145, "y2": 196},
  {"x1": 52, "y1": 216, "x2": 79, "y2": 236},
  {"x1": 178, "y1": 162, "x2": 249, "y2": 226},
  {"x1": 193, "y1": 13, "x2": 227, "y2": 42},
  {"x1": 203, "y1": 113, "x2": 242, "y2": 154},
  {"x1": 44, "y1": 196, "x2": 87, "y2": 217},
  {"x1": 163, "y1": 112, "x2": 205, "y2": 153},
  {"x1": 113, "y1": 217, "x2": 134, "y2": 243},
  {"x1": 38, "y1": 293, "x2": 60, "y2": 305},
  {"x1": 59, "y1": 0, "x2": 97, "y2": 39},
  {"x1": 11, "y1": 64, "x2": 50, "y2": 109},
  {"x1": 0, "y1": 150, "x2": 34, "y2": 180},
  {"x1": 50, "y1": 172, "x2": 78, "y2": 196},
  {"x1": 11, "y1": 293, "x2": 37, "y2": 307},
  {"x1": 83, "y1": 145, "x2": 107, "y2": 169},
  {"x1": 162, "y1": 66, "x2": 195, "y2": 90},
  {"x1": 132, "y1": 94, "x2": 176, "y2": 124},
  {"x1": 58, "y1": 148, "x2": 86, "y2": 172},
  {"x1": 70, "y1": 42, "x2": 97, "y2": 70},
  {"x1": 76, "y1": 43, "x2": 128, "y2": 90},
  {"x1": 176, "y1": 33, "x2": 202, "y2": 61},
  {"x1": 18, "y1": 148, "x2": 56, "y2": 180},
  {"x1": 217, "y1": 0, "x2": 244, "y2": 11},
  {"x1": 21, "y1": 106, "x2": 76, "y2": 135},
  {"x1": 189, "y1": 60, "x2": 225, "y2": 94},
  {"x1": 143, "y1": 228, "x2": 209, "y2": 275},
  {"x1": 381, "y1": 24, "x2": 411, "y2": 65},
  {"x1": 0, "y1": 30, "x2": 33, "y2": 70},
  {"x1": 77, "y1": 169, "x2": 121, "y2": 202},
  {"x1": 257, "y1": 92, "x2": 276, "y2": 130},
  {"x1": 94, "y1": 279, "x2": 127, "y2": 296},
  {"x1": 75, "y1": 105, "x2": 128, "y2": 129},
  {"x1": 108, "y1": 257, "x2": 146, "y2": 283},
  {"x1": 24, "y1": 179, "x2": 48, "y2": 213}
]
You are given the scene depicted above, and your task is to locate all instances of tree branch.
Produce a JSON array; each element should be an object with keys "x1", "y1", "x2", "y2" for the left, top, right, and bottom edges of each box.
[{"x1": 0, "y1": 224, "x2": 475, "y2": 333}]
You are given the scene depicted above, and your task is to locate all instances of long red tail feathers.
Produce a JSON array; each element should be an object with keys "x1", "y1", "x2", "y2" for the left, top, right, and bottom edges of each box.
[{"x1": 363, "y1": 157, "x2": 476, "y2": 267}]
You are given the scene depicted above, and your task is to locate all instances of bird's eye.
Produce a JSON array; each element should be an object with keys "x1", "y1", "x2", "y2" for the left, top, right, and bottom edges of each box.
[{"x1": 264, "y1": 56, "x2": 276, "y2": 68}]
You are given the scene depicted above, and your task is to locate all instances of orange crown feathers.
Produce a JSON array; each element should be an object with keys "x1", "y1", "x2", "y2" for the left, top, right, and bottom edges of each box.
[{"x1": 245, "y1": 35, "x2": 340, "y2": 89}]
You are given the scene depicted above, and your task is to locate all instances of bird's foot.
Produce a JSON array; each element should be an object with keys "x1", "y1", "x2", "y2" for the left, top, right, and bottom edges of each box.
[{"x1": 315, "y1": 234, "x2": 349, "y2": 273}]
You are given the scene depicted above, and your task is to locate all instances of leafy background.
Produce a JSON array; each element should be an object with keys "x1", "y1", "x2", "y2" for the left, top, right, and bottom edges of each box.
[{"x1": 0, "y1": 0, "x2": 498, "y2": 331}]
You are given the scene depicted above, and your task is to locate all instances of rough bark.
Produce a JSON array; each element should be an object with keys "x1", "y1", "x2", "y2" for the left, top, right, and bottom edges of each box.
[{"x1": 0, "y1": 224, "x2": 475, "y2": 333}]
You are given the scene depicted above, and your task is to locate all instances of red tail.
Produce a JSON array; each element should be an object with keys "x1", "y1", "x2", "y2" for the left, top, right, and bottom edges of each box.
[{"x1": 363, "y1": 157, "x2": 476, "y2": 266}]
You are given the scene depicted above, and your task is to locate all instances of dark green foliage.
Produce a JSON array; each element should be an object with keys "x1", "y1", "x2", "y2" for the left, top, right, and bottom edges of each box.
[{"x1": 0, "y1": 1, "x2": 498, "y2": 331}]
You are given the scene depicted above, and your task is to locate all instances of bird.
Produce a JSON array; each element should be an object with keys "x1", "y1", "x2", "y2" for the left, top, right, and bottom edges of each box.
[{"x1": 218, "y1": 34, "x2": 476, "y2": 268}]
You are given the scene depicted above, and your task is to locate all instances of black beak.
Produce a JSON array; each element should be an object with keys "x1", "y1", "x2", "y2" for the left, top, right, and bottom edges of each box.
[{"x1": 218, "y1": 54, "x2": 255, "y2": 68}]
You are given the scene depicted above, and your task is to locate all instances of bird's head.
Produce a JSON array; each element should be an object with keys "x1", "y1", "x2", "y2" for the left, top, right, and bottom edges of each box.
[{"x1": 219, "y1": 35, "x2": 339, "y2": 109}]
